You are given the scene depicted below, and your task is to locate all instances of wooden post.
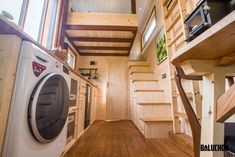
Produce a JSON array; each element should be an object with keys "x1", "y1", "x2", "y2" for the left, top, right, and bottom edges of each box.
[
  {"x1": 200, "y1": 65, "x2": 235, "y2": 157},
  {"x1": 55, "y1": 0, "x2": 69, "y2": 47}
]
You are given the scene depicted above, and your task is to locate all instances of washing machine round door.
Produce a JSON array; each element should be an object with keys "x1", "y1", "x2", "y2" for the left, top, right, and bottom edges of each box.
[{"x1": 28, "y1": 73, "x2": 69, "y2": 144}]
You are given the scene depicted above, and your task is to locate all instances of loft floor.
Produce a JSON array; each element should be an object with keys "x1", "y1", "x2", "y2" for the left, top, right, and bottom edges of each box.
[{"x1": 64, "y1": 120, "x2": 191, "y2": 157}]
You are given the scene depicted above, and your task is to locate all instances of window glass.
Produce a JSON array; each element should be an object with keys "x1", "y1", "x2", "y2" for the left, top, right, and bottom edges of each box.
[
  {"x1": 45, "y1": 0, "x2": 58, "y2": 49},
  {"x1": 142, "y1": 8, "x2": 157, "y2": 49},
  {"x1": 67, "y1": 49, "x2": 76, "y2": 69},
  {"x1": 0, "y1": 0, "x2": 24, "y2": 25},
  {"x1": 23, "y1": 0, "x2": 46, "y2": 41}
]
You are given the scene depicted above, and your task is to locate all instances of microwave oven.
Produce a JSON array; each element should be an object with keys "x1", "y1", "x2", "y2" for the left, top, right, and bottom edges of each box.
[{"x1": 185, "y1": 0, "x2": 234, "y2": 42}]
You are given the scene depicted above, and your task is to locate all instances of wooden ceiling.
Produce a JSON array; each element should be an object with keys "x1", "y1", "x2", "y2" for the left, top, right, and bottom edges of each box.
[
  {"x1": 66, "y1": 0, "x2": 138, "y2": 56},
  {"x1": 70, "y1": 0, "x2": 132, "y2": 14}
]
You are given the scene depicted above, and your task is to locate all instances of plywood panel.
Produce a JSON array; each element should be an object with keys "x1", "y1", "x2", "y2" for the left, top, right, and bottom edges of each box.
[
  {"x1": 0, "y1": 35, "x2": 21, "y2": 155},
  {"x1": 106, "y1": 58, "x2": 128, "y2": 120},
  {"x1": 67, "y1": 30, "x2": 134, "y2": 38}
]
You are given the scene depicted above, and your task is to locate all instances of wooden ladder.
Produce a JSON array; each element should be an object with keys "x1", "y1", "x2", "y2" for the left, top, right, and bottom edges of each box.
[{"x1": 161, "y1": 0, "x2": 203, "y2": 156}]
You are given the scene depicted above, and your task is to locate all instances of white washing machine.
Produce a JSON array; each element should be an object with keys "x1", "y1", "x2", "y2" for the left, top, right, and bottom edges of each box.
[{"x1": 3, "y1": 41, "x2": 70, "y2": 157}]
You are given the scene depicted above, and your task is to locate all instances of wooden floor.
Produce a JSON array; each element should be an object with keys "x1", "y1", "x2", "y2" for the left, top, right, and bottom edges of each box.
[{"x1": 64, "y1": 120, "x2": 192, "y2": 157}]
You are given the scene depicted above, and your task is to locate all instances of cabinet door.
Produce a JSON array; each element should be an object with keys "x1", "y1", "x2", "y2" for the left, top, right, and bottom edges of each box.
[{"x1": 106, "y1": 58, "x2": 128, "y2": 120}]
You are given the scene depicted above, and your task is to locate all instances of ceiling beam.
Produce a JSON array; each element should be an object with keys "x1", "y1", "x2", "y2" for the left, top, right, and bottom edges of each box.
[
  {"x1": 78, "y1": 46, "x2": 130, "y2": 51},
  {"x1": 80, "y1": 53, "x2": 129, "y2": 57},
  {"x1": 66, "y1": 25, "x2": 137, "y2": 32},
  {"x1": 70, "y1": 37, "x2": 133, "y2": 43},
  {"x1": 131, "y1": 0, "x2": 136, "y2": 14},
  {"x1": 67, "y1": 12, "x2": 137, "y2": 27}
]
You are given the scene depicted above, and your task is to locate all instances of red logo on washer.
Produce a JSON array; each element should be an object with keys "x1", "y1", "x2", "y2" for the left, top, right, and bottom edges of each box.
[{"x1": 32, "y1": 61, "x2": 46, "y2": 77}]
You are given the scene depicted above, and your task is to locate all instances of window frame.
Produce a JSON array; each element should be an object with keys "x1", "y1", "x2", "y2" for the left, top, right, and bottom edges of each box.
[
  {"x1": 40, "y1": 0, "x2": 59, "y2": 49},
  {"x1": 67, "y1": 46, "x2": 77, "y2": 70},
  {"x1": 5, "y1": 0, "x2": 60, "y2": 50},
  {"x1": 141, "y1": 6, "x2": 157, "y2": 50}
]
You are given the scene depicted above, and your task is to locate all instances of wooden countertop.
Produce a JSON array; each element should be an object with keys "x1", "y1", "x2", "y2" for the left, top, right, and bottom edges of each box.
[
  {"x1": 171, "y1": 11, "x2": 235, "y2": 65},
  {"x1": 0, "y1": 15, "x2": 96, "y2": 87}
]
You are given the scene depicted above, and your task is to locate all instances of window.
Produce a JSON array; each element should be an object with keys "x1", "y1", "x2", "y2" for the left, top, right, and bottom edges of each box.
[
  {"x1": 67, "y1": 48, "x2": 76, "y2": 69},
  {"x1": 141, "y1": 7, "x2": 157, "y2": 49},
  {"x1": 0, "y1": 0, "x2": 24, "y2": 25},
  {"x1": 23, "y1": 0, "x2": 47, "y2": 41},
  {"x1": 0, "y1": 0, "x2": 60, "y2": 49},
  {"x1": 41, "y1": 0, "x2": 59, "y2": 49}
]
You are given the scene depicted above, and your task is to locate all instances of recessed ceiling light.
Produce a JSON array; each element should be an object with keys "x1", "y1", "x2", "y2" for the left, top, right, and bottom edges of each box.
[{"x1": 138, "y1": 7, "x2": 142, "y2": 11}]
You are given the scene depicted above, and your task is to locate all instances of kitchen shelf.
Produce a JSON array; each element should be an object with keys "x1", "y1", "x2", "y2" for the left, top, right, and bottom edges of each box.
[{"x1": 172, "y1": 11, "x2": 235, "y2": 65}]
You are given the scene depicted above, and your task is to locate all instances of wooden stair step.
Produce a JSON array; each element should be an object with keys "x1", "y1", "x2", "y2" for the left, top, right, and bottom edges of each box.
[
  {"x1": 139, "y1": 102, "x2": 171, "y2": 106},
  {"x1": 174, "y1": 112, "x2": 188, "y2": 119},
  {"x1": 169, "y1": 132, "x2": 194, "y2": 157},
  {"x1": 132, "y1": 81, "x2": 159, "y2": 91},
  {"x1": 217, "y1": 83, "x2": 235, "y2": 122},
  {"x1": 131, "y1": 73, "x2": 156, "y2": 82},
  {"x1": 173, "y1": 92, "x2": 193, "y2": 100},
  {"x1": 128, "y1": 60, "x2": 149, "y2": 67},
  {"x1": 132, "y1": 79, "x2": 158, "y2": 83},
  {"x1": 129, "y1": 64, "x2": 150, "y2": 69},
  {"x1": 141, "y1": 117, "x2": 173, "y2": 123},
  {"x1": 134, "y1": 89, "x2": 164, "y2": 92},
  {"x1": 174, "y1": 112, "x2": 201, "y2": 120},
  {"x1": 131, "y1": 71, "x2": 153, "y2": 75},
  {"x1": 130, "y1": 70, "x2": 153, "y2": 75}
]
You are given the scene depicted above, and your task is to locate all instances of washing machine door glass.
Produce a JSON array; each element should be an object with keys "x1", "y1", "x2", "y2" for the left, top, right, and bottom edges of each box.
[{"x1": 28, "y1": 73, "x2": 69, "y2": 144}]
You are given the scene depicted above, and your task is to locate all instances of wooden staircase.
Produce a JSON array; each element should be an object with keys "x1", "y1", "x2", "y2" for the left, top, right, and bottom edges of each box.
[{"x1": 128, "y1": 60, "x2": 173, "y2": 138}]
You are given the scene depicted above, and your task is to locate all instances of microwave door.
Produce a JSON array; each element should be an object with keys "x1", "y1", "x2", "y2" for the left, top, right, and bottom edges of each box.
[{"x1": 187, "y1": 7, "x2": 206, "y2": 35}]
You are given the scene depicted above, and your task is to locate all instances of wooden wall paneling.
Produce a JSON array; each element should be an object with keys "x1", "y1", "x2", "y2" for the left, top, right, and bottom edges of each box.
[
  {"x1": 77, "y1": 56, "x2": 109, "y2": 120},
  {"x1": 0, "y1": 35, "x2": 21, "y2": 156}
]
